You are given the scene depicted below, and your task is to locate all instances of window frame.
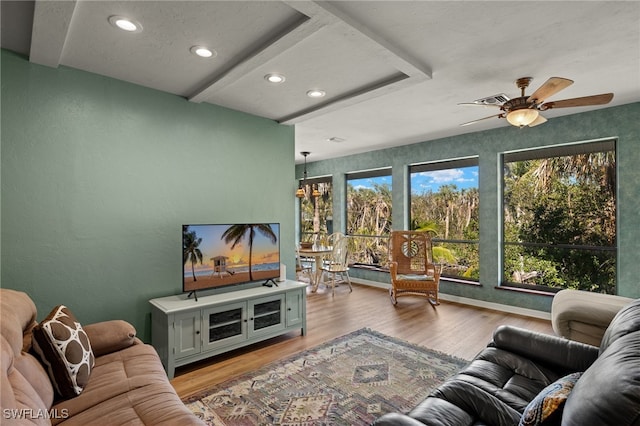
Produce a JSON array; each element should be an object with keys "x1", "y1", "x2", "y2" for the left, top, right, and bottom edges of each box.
[
  {"x1": 409, "y1": 157, "x2": 480, "y2": 283},
  {"x1": 500, "y1": 139, "x2": 617, "y2": 294},
  {"x1": 345, "y1": 167, "x2": 392, "y2": 268},
  {"x1": 298, "y1": 175, "x2": 333, "y2": 243}
]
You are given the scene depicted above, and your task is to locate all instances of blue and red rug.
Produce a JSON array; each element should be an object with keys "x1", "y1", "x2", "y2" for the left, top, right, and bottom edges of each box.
[{"x1": 184, "y1": 328, "x2": 467, "y2": 425}]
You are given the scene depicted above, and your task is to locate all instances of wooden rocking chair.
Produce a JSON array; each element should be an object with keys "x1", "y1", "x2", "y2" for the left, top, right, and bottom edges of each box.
[{"x1": 388, "y1": 230, "x2": 441, "y2": 307}]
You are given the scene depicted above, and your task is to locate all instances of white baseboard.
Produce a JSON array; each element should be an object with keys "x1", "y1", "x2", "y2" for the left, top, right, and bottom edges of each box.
[{"x1": 352, "y1": 278, "x2": 551, "y2": 321}]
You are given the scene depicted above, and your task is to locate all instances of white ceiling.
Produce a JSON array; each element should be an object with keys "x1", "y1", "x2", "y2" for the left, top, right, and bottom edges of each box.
[{"x1": 2, "y1": 1, "x2": 639, "y2": 164}]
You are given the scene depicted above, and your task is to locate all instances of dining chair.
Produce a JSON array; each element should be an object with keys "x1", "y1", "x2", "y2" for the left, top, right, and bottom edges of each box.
[
  {"x1": 326, "y1": 232, "x2": 345, "y2": 247},
  {"x1": 321, "y1": 235, "x2": 352, "y2": 296},
  {"x1": 295, "y1": 246, "x2": 313, "y2": 284}
]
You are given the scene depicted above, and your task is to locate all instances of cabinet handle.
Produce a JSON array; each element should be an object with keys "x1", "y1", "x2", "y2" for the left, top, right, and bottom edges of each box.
[
  {"x1": 287, "y1": 308, "x2": 292, "y2": 311},
  {"x1": 196, "y1": 330, "x2": 200, "y2": 335}
]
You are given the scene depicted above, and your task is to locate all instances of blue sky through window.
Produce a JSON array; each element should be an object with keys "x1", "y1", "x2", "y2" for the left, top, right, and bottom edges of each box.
[
  {"x1": 347, "y1": 167, "x2": 478, "y2": 193},
  {"x1": 411, "y1": 166, "x2": 478, "y2": 194},
  {"x1": 348, "y1": 175, "x2": 392, "y2": 191}
]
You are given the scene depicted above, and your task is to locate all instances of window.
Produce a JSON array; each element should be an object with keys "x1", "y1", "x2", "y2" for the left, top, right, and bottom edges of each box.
[
  {"x1": 299, "y1": 176, "x2": 333, "y2": 243},
  {"x1": 502, "y1": 140, "x2": 616, "y2": 294},
  {"x1": 409, "y1": 158, "x2": 479, "y2": 282},
  {"x1": 346, "y1": 168, "x2": 392, "y2": 267}
]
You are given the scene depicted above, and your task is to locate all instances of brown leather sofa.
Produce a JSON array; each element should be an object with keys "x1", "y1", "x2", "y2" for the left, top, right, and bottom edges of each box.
[
  {"x1": 1, "y1": 288, "x2": 204, "y2": 425},
  {"x1": 374, "y1": 297, "x2": 640, "y2": 426}
]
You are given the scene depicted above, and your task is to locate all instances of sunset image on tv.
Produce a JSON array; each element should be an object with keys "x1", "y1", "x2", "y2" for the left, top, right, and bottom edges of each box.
[{"x1": 183, "y1": 223, "x2": 280, "y2": 292}]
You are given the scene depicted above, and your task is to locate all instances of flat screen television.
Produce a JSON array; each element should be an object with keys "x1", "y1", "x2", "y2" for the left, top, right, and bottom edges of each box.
[{"x1": 182, "y1": 223, "x2": 280, "y2": 296}]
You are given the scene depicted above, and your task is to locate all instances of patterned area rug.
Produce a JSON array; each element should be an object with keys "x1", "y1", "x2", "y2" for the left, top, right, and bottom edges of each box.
[{"x1": 184, "y1": 328, "x2": 468, "y2": 425}]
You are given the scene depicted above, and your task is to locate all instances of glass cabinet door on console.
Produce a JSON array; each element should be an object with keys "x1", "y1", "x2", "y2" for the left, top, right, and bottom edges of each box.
[
  {"x1": 203, "y1": 302, "x2": 247, "y2": 352},
  {"x1": 248, "y1": 294, "x2": 285, "y2": 338}
]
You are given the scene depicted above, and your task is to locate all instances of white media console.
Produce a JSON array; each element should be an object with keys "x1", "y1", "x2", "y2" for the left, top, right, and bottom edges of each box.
[{"x1": 149, "y1": 280, "x2": 307, "y2": 379}]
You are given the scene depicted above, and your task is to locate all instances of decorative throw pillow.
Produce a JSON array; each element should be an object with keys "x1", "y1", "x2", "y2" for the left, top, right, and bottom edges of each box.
[
  {"x1": 32, "y1": 305, "x2": 95, "y2": 399},
  {"x1": 519, "y1": 372, "x2": 583, "y2": 426}
]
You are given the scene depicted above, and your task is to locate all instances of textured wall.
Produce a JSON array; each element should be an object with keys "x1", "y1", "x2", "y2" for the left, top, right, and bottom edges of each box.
[
  {"x1": 1, "y1": 50, "x2": 295, "y2": 341},
  {"x1": 297, "y1": 102, "x2": 640, "y2": 311}
]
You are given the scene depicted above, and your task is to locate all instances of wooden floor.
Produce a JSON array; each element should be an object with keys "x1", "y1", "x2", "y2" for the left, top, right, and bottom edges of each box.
[{"x1": 171, "y1": 282, "x2": 554, "y2": 399}]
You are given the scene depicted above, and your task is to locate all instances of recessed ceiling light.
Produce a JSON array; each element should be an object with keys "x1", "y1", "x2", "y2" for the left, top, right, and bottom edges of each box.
[
  {"x1": 108, "y1": 15, "x2": 142, "y2": 33},
  {"x1": 190, "y1": 46, "x2": 216, "y2": 58},
  {"x1": 264, "y1": 73, "x2": 286, "y2": 84},
  {"x1": 307, "y1": 89, "x2": 326, "y2": 98}
]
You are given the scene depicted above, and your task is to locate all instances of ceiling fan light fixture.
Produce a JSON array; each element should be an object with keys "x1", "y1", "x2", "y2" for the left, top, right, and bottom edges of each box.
[{"x1": 506, "y1": 108, "x2": 539, "y2": 127}]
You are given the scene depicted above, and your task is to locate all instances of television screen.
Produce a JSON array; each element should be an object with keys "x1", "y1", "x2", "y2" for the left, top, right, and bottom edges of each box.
[{"x1": 183, "y1": 223, "x2": 280, "y2": 293}]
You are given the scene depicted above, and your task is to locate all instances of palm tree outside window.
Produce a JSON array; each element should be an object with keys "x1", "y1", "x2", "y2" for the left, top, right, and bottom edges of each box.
[
  {"x1": 299, "y1": 176, "x2": 332, "y2": 244},
  {"x1": 346, "y1": 168, "x2": 392, "y2": 267}
]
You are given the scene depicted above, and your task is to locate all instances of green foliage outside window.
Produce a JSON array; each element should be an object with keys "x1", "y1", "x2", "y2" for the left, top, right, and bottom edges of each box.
[
  {"x1": 410, "y1": 179, "x2": 480, "y2": 281},
  {"x1": 346, "y1": 176, "x2": 392, "y2": 266},
  {"x1": 299, "y1": 181, "x2": 332, "y2": 242},
  {"x1": 503, "y1": 149, "x2": 616, "y2": 294}
]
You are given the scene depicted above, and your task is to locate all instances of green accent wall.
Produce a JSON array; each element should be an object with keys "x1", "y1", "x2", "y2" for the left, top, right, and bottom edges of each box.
[
  {"x1": 298, "y1": 102, "x2": 640, "y2": 311},
  {"x1": 1, "y1": 50, "x2": 296, "y2": 342}
]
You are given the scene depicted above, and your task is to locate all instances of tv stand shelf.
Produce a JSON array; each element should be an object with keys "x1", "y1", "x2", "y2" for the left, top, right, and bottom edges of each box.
[{"x1": 150, "y1": 280, "x2": 307, "y2": 379}]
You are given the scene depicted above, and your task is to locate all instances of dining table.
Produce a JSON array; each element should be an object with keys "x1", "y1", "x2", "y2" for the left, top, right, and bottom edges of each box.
[{"x1": 298, "y1": 246, "x2": 332, "y2": 292}]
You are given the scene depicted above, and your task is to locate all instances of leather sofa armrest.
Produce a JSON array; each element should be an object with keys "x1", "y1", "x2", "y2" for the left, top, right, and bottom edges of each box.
[
  {"x1": 373, "y1": 413, "x2": 428, "y2": 426},
  {"x1": 83, "y1": 320, "x2": 140, "y2": 357},
  {"x1": 551, "y1": 289, "x2": 632, "y2": 346},
  {"x1": 491, "y1": 325, "x2": 599, "y2": 372}
]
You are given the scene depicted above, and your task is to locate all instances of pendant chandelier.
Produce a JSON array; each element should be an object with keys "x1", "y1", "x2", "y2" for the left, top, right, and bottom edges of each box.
[{"x1": 296, "y1": 151, "x2": 320, "y2": 198}]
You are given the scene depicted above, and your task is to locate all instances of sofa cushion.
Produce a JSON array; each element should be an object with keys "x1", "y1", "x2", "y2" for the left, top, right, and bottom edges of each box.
[
  {"x1": 519, "y1": 372, "x2": 581, "y2": 426},
  {"x1": 51, "y1": 343, "x2": 202, "y2": 426},
  {"x1": 32, "y1": 305, "x2": 95, "y2": 399},
  {"x1": 83, "y1": 320, "x2": 138, "y2": 357}
]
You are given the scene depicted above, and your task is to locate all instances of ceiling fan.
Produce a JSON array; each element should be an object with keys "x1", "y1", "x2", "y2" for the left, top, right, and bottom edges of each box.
[{"x1": 460, "y1": 77, "x2": 613, "y2": 128}]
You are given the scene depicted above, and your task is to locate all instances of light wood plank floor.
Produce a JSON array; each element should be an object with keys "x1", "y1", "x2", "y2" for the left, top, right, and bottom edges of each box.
[{"x1": 172, "y1": 282, "x2": 554, "y2": 399}]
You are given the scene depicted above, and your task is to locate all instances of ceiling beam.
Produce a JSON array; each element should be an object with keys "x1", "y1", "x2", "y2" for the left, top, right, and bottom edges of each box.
[
  {"x1": 188, "y1": 15, "x2": 328, "y2": 103},
  {"x1": 278, "y1": 73, "x2": 429, "y2": 125},
  {"x1": 307, "y1": 1, "x2": 432, "y2": 79},
  {"x1": 29, "y1": 0, "x2": 77, "y2": 68},
  {"x1": 277, "y1": 0, "x2": 433, "y2": 124},
  {"x1": 189, "y1": 0, "x2": 433, "y2": 124}
]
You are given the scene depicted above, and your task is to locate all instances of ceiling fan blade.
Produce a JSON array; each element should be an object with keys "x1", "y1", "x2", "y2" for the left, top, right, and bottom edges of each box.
[
  {"x1": 528, "y1": 115, "x2": 547, "y2": 127},
  {"x1": 527, "y1": 77, "x2": 574, "y2": 104},
  {"x1": 457, "y1": 102, "x2": 502, "y2": 108},
  {"x1": 542, "y1": 93, "x2": 614, "y2": 109},
  {"x1": 460, "y1": 113, "x2": 503, "y2": 126}
]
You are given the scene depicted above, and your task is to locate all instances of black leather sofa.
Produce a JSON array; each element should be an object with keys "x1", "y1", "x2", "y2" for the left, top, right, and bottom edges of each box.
[{"x1": 374, "y1": 298, "x2": 640, "y2": 426}]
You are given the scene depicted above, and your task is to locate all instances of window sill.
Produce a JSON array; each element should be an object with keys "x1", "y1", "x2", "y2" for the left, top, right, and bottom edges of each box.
[
  {"x1": 495, "y1": 285, "x2": 556, "y2": 297},
  {"x1": 442, "y1": 277, "x2": 481, "y2": 287}
]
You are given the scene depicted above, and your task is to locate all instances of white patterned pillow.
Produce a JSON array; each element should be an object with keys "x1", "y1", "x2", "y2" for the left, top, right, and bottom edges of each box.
[
  {"x1": 32, "y1": 305, "x2": 95, "y2": 398},
  {"x1": 519, "y1": 372, "x2": 582, "y2": 426}
]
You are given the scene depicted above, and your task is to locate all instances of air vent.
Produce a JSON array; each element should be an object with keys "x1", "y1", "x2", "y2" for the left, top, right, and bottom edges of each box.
[{"x1": 472, "y1": 93, "x2": 510, "y2": 105}]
